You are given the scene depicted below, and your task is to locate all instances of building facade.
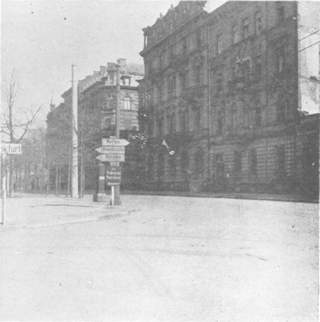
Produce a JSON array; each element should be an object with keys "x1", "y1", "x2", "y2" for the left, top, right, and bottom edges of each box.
[
  {"x1": 46, "y1": 59, "x2": 143, "y2": 193},
  {"x1": 140, "y1": 1, "x2": 319, "y2": 196}
]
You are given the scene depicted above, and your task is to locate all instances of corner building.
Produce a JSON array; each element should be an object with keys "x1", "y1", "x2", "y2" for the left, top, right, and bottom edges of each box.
[
  {"x1": 46, "y1": 59, "x2": 143, "y2": 193},
  {"x1": 140, "y1": 1, "x2": 319, "y2": 196}
]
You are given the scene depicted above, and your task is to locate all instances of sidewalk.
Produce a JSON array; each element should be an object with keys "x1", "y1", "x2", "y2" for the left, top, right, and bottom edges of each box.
[{"x1": 0, "y1": 194, "x2": 133, "y2": 229}]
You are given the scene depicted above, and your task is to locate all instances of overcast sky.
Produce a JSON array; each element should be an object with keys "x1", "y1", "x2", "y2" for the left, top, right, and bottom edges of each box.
[
  {"x1": 2, "y1": 0, "x2": 318, "y2": 126},
  {"x1": 2, "y1": 0, "x2": 185, "y2": 125}
]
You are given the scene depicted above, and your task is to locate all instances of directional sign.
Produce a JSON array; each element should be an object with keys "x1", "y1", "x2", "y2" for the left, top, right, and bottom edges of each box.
[
  {"x1": 2, "y1": 143, "x2": 22, "y2": 155},
  {"x1": 107, "y1": 174, "x2": 121, "y2": 185},
  {"x1": 107, "y1": 165, "x2": 121, "y2": 172},
  {"x1": 96, "y1": 146, "x2": 125, "y2": 154},
  {"x1": 106, "y1": 171, "x2": 121, "y2": 179},
  {"x1": 107, "y1": 180, "x2": 120, "y2": 186},
  {"x1": 102, "y1": 137, "x2": 129, "y2": 146},
  {"x1": 96, "y1": 153, "x2": 125, "y2": 162},
  {"x1": 106, "y1": 164, "x2": 121, "y2": 186}
]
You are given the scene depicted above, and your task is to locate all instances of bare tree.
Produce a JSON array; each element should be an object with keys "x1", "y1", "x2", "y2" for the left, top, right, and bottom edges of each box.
[{"x1": 1, "y1": 71, "x2": 42, "y2": 196}]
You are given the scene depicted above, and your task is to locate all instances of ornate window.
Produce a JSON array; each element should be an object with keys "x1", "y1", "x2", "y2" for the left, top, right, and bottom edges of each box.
[
  {"x1": 179, "y1": 110, "x2": 186, "y2": 133},
  {"x1": 168, "y1": 74, "x2": 176, "y2": 95},
  {"x1": 194, "y1": 149, "x2": 204, "y2": 176},
  {"x1": 276, "y1": 45, "x2": 285, "y2": 74},
  {"x1": 196, "y1": 29, "x2": 202, "y2": 47},
  {"x1": 182, "y1": 37, "x2": 187, "y2": 54},
  {"x1": 216, "y1": 33, "x2": 223, "y2": 55},
  {"x1": 169, "y1": 113, "x2": 176, "y2": 134},
  {"x1": 194, "y1": 65, "x2": 201, "y2": 84},
  {"x1": 277, "y1": 103, "x2": 285, "y2": 123},
  {"x1": 242, "y1": 17, "x2": 250, "y2": 39},
  {"x1": 181, "y1": 151, "x2": 189, "y2": 173},
  {"x1": 216, "y1": 73, "x2": 223, "y2": 94},
  {"x1": 158, "y1": 117, "x2": 163, "y2": 137},
  {"x1": 276, "y1": 145, "x2": 285, "y2": 176},
  {"x1": 169, "y1": 156, "x2": 176, "y2": 178},
  {"x1": 148, "y1": 155, "x2": 153, "y2": 178},
  {"x1": 255, "y1": 107, "x2": 262, "y2": 127},
  {"x1": 241, "y1": 59, "x2": 251, "y2": 82},
  {"x1": 180, "y1": 73, "x2": 186, "y2": 90},
  {"x1": 157, "y1": 153, "x2": 164, "y2": 178},
  {"x1": 217, "y1": 110, "x2": 224, "y2": 135},
  {"x1": 249, "y1": 148, "x2": 257, "y2": 175},
  {"x1": 230, "y1": 105, "x2": 237, "y2": 133},
  {"x1": 231, "y1": 25, "x2": 239, "y2": 44},
  {"x1": 255, "y1": 11, "x2": 263, "y2": 34},
  {"x1": 194, "y1": 109, "x2": 201, "y2": 131},
  {"x1": 254, "y1": 55, "x2": 262, "y2": 79},
  {"x1": 277, "y1": 5, "x2": 285, "y2": 24}
]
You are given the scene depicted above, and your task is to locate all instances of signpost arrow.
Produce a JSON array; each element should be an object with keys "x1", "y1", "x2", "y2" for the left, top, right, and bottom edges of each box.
[
  {"x1": 102, "y1": 137, "x2": 129, "y2": 146},
  {"x1": 96, "y1": 153, "x2": 125, "y2": 163},
  {"x1": 95, "y1": 146, "x2": 125, "y2": 154}
]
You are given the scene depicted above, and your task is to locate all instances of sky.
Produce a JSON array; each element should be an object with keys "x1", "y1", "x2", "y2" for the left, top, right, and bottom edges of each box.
[
  {"x1": 1, "y1": 0, "x2": 184, "y2": 125},
  {"x1": 2, "y1": 0, "x2": 318, "y2": 127}
]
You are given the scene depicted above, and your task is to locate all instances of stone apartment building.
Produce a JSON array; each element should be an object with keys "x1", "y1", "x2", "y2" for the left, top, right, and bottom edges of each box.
[
  {"x1": 46, "y1": 59, "x2": 143, "y2": 193},
  {"x1": 140, "y1": 1, "x2": 319, "y2": 196}
]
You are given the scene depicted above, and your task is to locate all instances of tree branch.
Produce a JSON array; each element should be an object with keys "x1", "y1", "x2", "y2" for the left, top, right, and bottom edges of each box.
[{"x1": 16, "y1": 105, "x2": 42, "y2": 143}]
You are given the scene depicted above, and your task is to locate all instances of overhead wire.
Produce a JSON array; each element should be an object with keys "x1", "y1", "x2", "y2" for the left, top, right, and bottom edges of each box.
[
  {"x1": 299, "y1": 40, "x2": 320, "y2": 52},
  {"x1": 299, "y1": 29, "x2": 320, "y2": 41}
]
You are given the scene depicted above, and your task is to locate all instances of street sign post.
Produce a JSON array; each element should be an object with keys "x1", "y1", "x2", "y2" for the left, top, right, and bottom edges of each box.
[{"x1": 95, "y1": 137, "x2": 128, "y2": 204}]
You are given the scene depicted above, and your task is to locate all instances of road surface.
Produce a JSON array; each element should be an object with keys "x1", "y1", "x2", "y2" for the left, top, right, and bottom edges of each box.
[{"x1": 0, "y1": 194, "x2": 318, "y2": 321}]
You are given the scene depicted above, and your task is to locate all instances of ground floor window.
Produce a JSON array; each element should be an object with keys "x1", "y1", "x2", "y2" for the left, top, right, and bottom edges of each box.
[{"x1": 249, "y1": 148, "x2": 257, "y2": 176}]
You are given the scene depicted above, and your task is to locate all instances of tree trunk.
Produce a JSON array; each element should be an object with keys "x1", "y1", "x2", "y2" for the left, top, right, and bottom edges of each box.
[{"x1": 8, "y1": 157, "x2": 13, "y2": 197}]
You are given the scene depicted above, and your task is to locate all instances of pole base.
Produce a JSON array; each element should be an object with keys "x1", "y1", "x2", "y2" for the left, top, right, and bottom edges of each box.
[{"x1": 93, "y1": 192, "x2": 108, "y2": 202}]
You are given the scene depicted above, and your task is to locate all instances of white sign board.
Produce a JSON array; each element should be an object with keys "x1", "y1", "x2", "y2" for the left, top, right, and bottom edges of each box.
[
  {"x1": 96, "y1": 146, "x2": 125, "y2": 154},
  {"x1": 2, "y1": 143, "x2": 22, "y2": 155},
  {"x1": 102, "y1": 138, "x2": 129, "y2": 147},
  {"x1": 96, "y1": 153, "x2": 125, "y2": 162}
]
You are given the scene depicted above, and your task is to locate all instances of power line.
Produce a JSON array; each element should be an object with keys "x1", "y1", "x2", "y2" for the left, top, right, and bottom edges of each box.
[
  {"x1": 299, "y1": 40, "x2": 320, "y2": 52},
  {"x1": 299, "y1": 29, "x2": 320, "y2": 41}
]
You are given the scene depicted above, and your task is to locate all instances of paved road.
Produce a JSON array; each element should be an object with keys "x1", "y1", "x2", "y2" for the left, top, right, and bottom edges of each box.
[{"x1": 0, "y1": 194, "x2": 318, "y2": 321}]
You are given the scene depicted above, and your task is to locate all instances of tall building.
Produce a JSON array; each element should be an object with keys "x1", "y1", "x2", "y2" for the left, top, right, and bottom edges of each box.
[
  {"x1": 46, "y1": 59, "x2": 143, "y2": 193},
  {"x1": 140, "y1": 1, "x2": 319, "y2": 196}
]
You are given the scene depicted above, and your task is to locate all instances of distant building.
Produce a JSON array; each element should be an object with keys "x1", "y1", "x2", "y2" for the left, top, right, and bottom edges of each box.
[
  {"x1": 139, "y1": 1, "x2": 319, "y2": 196},
  {"x1": 46, "y1": 58, "x2": 143, "y2": 193}
]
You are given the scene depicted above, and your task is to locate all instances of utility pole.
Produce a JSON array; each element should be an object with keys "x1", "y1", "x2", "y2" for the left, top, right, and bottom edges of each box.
[
  {"x1": 71, "y1": 64, "x2": 79, "y2": 198},
  {"x1": 110, "y1": 64, "x2": 121, "y2": 206}
]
